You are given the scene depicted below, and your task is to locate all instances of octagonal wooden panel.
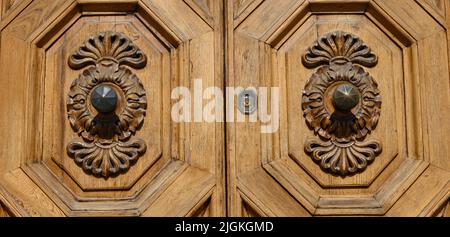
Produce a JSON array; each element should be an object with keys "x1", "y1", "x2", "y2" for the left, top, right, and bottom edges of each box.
[
  {"x1": 42, "y1": 14, "x2": 166, "y2": 193},
  {"x1": 283, "y1": 14, "x2": 402, "y2": 187}
]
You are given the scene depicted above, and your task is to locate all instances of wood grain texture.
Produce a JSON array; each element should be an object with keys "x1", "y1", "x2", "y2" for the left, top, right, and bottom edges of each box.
[
  {"x1": 1, "y1": 0, "x2": 22, "y2": 19},
  {"x1": 236, "y1": 0, "x2": 305, "y2": 39},
  {"x1": 241, "y1": 198, "x2": 263, "y2": 217},
  {"x1": 417, "y1": 30, "x2": 450, "y2": 171},
  {"x1": 435, "y1": 199, "x2": 450, "y2": 217},
  {"x1": 386, "y1": 165, "x2": 450, "y2": 216},
  {"x1": 0, "y1": 0, "x2": 449, "y2": 217},
  {"x1": 233, "y1": 0, "x2": 264, "y2": 27},
  {"x1": 418, "y1": 0, "x2": 446, "y2": 18},
  {"x1": 0, "y1": 26, "x2": 31, "y2": 174},
  {"x1": 142, "y1": 167, "x2": 215, "y2": 216},
  {"x1": 0, "y1": 169, "x2": 66, "y2": 216},
  {"x1": 237, "y1": 169, "x2": 310, "y2": 216},
  {"x1": 3, "y1": 0, "x2": 68, "y2": 40},
  {"x1": 183, "y1": 0, "x2": 214, "y2": 27},
  {"x1": 374, "y1": 0, "x2": 443, "y2": 39},
  {"x1": 142, "y1": 0, "x2": 211, "y2": 41},
  {"x1": 188, "y1": 196, "x2": 212, "y2": 217}
]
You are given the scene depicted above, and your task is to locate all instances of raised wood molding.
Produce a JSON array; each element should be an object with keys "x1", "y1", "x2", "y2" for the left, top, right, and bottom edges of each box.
[
  {"x1": 416, "y1": 0, "x2": 446, "y2": 24},
  {"x1": 233, "y1": 0, "x2": 264, "y2": 27},
  {"x1": 2, "y1": 0, "x2": 70, "y2": 40},
  {"x1": 187, "y1": 194, "x2": 213, "y2": 217},
  {"x1": 184, "y1": 0, "x2": 214, "y2": 27},
  {"x1": 237, "y1": 169, "x2": 311, "y2": 216},
  {"x1": 241, "y1": 203, "x2": 261, "y2": 217},
  {"x1": 431, "y1": 191, "x2": 450, "y2": 217},
  {"x1": 240, "y1": 194, "x2": 264, "y2": 217},
  {"x1": 436, "y1": 200, "x2": 450, "y2": 217},
  {"x1": 386, "y1": 165, "x2": 450, "y2": 216},
  {"x1": 0, "y1": 202, "x2": 11, "y2": 217},
  {"x1": 1, "y1": 0, "x2": 21, "y2": 19}
]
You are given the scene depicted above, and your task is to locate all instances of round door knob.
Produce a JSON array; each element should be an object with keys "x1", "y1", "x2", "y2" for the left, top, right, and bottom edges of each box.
[
  {"x1": 91, "y1": 85, "x2": 118, "y2": 113},
  {"x1": 332, "y1": 83, "x2": 360, "y2": 112}
]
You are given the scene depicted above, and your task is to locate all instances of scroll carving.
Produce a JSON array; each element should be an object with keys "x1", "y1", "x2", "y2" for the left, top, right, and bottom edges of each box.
[
  {"x1": 302, "y1": 31, "x2": 382, "y2": 176},
  {"x1": 66, "y1": 31, "x2": 147, "y2": 178}
]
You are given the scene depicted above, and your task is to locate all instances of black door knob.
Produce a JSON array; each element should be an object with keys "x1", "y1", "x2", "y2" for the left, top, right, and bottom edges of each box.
[
  {"x1": 91, "y1": 85, "x2": 118, "y2": 113},
  {"x1": 332, "y1": 83, "x2": 360, "y2": 112}
]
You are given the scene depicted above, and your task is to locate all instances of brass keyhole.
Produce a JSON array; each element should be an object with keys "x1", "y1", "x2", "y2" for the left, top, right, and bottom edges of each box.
[
  {"x1": 238, "y1": 89, "x2": 257, "y2": 115},
  {"x1": 244, "y1": 94, "x2": 251, "y2": 107}
]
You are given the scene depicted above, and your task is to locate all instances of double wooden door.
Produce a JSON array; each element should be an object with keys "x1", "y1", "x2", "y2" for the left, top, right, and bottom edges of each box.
[{"x1": 0, "y1": 0, "x2": 449, "y2": 217}]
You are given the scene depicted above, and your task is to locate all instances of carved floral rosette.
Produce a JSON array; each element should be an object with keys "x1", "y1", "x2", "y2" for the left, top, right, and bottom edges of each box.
[
  {"x1": 301, "y1": 31, "x2": 382, "y2": 176},
  {"x1": 66, "y1": 31, "x2": 147, "y2": 178}
]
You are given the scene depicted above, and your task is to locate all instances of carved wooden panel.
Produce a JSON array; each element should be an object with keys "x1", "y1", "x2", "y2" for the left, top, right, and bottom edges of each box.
[
  {"x1": 0, "y1": 0, "x2": 224, "y2": 216},
  {"x1": 227, "y1": 0, "x2": 450, "y2": 216},
  {"x1": 0, "y1": 0, "x2": 449, "y2": 217},
  {"x1": 302, "y1": 31, "x2": 382, "y2": 176},
  {"x1": 43, "y1": 13, "x2": 166, "y2": 193},
  {"x1": 66, "y1": 31, "x2": 148, "y2": 178}
]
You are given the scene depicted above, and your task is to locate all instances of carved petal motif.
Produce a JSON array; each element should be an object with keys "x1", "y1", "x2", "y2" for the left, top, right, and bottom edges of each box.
[
  {"x1": 68, "y1": 31, "x2": 147, "y2": 70},
  {"x1": 305, "y1": 139, "x2": 381, "y2": 176},
  {"x1": 302, "y1": 31, "x2": 382, "y2": 176},
  {"x1": 302, "y1": 31, "x2": 377, "y2": 68},
  {"x1": 67, "y1": 139, "x2": 146, "y2": 177},
  {"x1": 302, "y1": 64, "x2": 381, "y2": 140}
]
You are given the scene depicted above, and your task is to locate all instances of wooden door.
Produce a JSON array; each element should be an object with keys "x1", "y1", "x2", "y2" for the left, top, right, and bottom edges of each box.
[
  {"x1": 1, "y1": 0, "x2": 450, "y2": 218},
  {"x1": 0, "y1": 0, "x2": 225, "y2": 216},
  {"x1": 226, "y1": 0, "x2": 450, "y2": 216}
]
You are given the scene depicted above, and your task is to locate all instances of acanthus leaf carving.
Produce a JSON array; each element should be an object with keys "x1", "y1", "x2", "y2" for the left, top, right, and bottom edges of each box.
[
  {"x1": 302, "y1": 31, "x2": 378, "y2": 68},
  {"x1": 66, "y1": 31, "x2": 148, "y2": 178},
  {"x1": 302, "y1": 31, "x2": 382, "y2": 176},
  {"x1": 68, "y1": 31, "x2": 147, "y2": 70},
  {"x1": 305, "y1": 139, "x2": 381, "y2": 176},
  {"x1": 67, "y1": 139, "x2": 146, "y2": 177}
]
